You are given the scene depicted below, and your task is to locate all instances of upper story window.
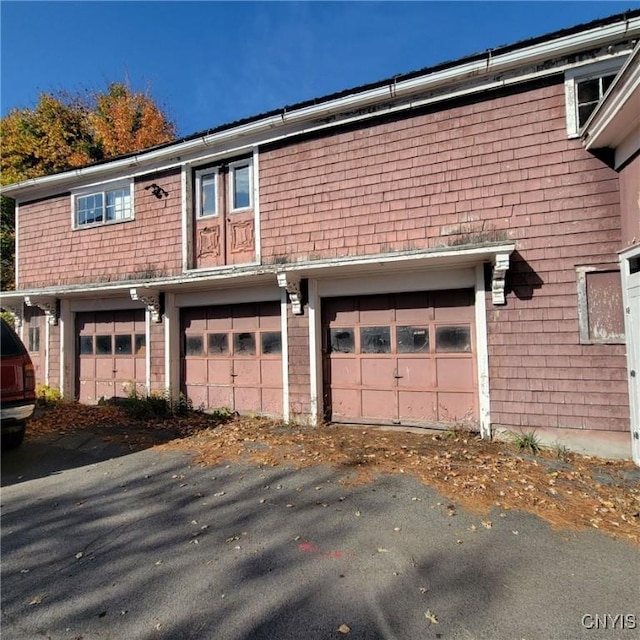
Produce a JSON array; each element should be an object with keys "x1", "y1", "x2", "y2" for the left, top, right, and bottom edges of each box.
[
  {"x1": 564, "y1": 57, "x2": 625, "y2": 138},
  {"x1": 576, "y1": 74, "x2": 616, "y2": 127},
  {"x1": 73, "y1": 179, "x2": 133, "y2": 229},
  {"x1": 230, "y1": 160, "x2": 252, "y2": 211},
  {"x1": 195, "y1": 167, "x2": 219, "y2": 218},
  {"x1": 193, "y1": 157, "x2": 253, "y2": 218}
]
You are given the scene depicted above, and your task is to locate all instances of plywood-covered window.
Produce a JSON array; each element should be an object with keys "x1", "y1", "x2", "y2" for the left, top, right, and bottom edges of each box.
[{"x1": 577, "y1": 268, "x2": 625, "y2": 344}]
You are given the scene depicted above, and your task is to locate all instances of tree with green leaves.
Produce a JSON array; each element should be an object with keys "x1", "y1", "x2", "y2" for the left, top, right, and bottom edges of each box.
[{"x1": 1, "y1": 83, "x2": 176, "y2": 290}]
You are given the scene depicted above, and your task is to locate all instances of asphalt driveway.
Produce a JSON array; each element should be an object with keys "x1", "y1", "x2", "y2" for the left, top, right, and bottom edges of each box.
[{"x1": 1, "y1": 434, "x2": 638, "y2": 640}]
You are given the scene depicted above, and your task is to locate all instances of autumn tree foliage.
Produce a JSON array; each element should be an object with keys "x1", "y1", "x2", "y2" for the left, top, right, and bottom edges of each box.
[
  {"x1": 91, "y1": 83, "x2": 176, "y2": 157},
  {"x1": 0, "y1": 83, "x2": 176, "y2": 290}
]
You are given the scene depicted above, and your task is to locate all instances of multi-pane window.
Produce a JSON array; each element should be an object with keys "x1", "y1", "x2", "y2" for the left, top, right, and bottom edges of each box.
[
  {"x1": 193, "y1": 159, "x2": 253, "y2": 219},
  {"x1": 183, "y1": 330, "x2": 281, "y2": 357},
  {"x1": 79, "y1": 333, "x2": 146, "y2": 355},
  {"x1": 74, "y1": 181, "x2": 133, "y2": 228},
  {"x1": 576, "y1": 73, "x2": 616, "y2": 128},
  {"x1": 328, "y1": 325, "x2": 471, "y2": 354},
  {"x1": 565, "y1": 57, "x2": 626, "y2": 137}
]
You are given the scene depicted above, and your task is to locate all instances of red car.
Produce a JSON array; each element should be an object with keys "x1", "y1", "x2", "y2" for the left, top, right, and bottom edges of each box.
[{"x1": 1, "y1": 317, "x2": 36, "y2": 449}]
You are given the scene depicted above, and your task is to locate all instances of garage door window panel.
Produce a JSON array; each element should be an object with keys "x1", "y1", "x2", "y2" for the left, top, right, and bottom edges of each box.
[
  {"x1": 185, "y1": 335, "x2": 204, "y2": 356},
  {"x1": 208, "y1": 333, "x2": 229, "y2": 355},
  {"x1": 115, "y1": 335, "x2": 133, "y2": 355},
  {"x1": 329, "y1": 328, "x2": 355, "y2": 354},
  {"x1": 261, "y1": 331, "x2": 282, "y2": 355},
  {"x1": 234, "y1": 332, "x2": 256, "y2": 355},
  {"x1": 397, "y1": 326, "x2": 429, "y2": 353},
  {"x1": 435, "y1": 326, "x2": 471, "y2": 352},
  {"x1": 80, "y1": 336, "x2": 94, "y2": 355},
  {"x1": 96, "y1": 335, "x2": 113, "y2": 355},
  {"x1": 361, "y1": 326, "x2": 391, "y2": 354},
  {"x1": 135, "y1": 334, "x2": 146, "y2": 356}
]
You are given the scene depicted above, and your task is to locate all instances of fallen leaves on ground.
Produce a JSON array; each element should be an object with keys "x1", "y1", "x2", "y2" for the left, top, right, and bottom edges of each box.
[{"x1": 27, "y1": 403, "x2": 640, "y2": 545}]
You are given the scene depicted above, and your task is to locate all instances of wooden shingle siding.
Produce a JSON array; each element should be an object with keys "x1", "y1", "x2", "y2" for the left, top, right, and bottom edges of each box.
[{"x1": 17, "y1": 169, "x2": 183, "y2": 289}]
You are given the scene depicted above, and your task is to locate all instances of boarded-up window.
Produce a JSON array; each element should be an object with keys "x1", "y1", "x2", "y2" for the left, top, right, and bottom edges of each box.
[{"x1": 577, "y1": 269, "x2": 625, "y2": 344}]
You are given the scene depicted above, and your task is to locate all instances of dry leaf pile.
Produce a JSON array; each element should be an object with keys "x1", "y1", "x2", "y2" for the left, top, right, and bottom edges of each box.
[{"x1": 27, "y1": 404, "x2": 640, "y2": 545}]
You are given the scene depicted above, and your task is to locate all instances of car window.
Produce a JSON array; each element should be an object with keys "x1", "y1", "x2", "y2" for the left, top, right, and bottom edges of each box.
[{"x1": 1, "y1": 320, "x2": 25, "y2": 356}]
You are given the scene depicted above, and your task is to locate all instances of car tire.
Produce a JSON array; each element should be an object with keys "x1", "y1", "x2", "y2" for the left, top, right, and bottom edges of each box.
[{"x1": 2, "y1": 422, "x2": 26, "y2": 450}]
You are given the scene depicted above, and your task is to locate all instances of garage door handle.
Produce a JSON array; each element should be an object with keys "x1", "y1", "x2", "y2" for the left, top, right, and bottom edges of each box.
[
  {"x1": 394, "y1": 374, "x2": 403, "y2": 379},
  {"x1": 231, "y1": 373, "x2": 238, "y2": 377}
]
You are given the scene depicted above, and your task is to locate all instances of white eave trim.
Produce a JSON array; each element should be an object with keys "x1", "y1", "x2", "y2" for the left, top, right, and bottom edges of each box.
[
  {"x1": 582, "y1": 42, "x2": 640, "y2": 156},
  {"x1": 3, "y1": 16, "x2": 639, "y2": 201},
  {"x1": 0, "y1": 243, "x2": 515, "y2": 302}
]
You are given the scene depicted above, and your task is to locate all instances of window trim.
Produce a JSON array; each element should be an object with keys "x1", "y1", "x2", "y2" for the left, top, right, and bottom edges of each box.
[
  {"x1": 194, "y1": 166, "x2": 220, "y2": 219},
  {"x1": 564, "y1": 57, "x2": 626, "y2": 138},
  {"x1": 71, "y1": 178, "x2": 135, "y2": 230},
  {"x1": 576, "y1": 266, "x2": 625, "y2": 345},
  {"x1": 228, "y1": 158, "x2": 253, "y2": 213}
]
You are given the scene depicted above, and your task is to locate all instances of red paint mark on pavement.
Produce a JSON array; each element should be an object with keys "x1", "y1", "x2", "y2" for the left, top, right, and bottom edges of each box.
[{"x1": 298, "y1": 542, "x2": 316, "y2": 552}]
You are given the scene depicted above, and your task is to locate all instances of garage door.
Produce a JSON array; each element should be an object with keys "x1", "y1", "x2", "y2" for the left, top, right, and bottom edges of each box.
[
  {"x1": 76, "y1": 310, "x2": 146, "y2": 402},
  {"x1": 323, "y1": 290, "x2": 477, "y2": 427},
  {"x1": 181, "y1": 301, "x2": 282, "y2": 415}
]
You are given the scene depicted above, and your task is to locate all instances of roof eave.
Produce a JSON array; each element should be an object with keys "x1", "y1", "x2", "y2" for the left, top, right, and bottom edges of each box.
[
  {"x1": 3, "y1": 13, "x2": 640, "y2": 200},
  {"x1": 581, "y1": 42, "x2": 640, "y2": 167}
]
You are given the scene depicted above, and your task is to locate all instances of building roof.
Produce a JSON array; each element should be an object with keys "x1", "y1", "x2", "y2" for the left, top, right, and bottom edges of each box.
[{"x1": 3, "y1": 8, "x2": 640, "y2": 200}]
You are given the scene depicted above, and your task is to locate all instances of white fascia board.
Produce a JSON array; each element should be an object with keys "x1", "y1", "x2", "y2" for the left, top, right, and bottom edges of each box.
[
  {"x1": 0, "y1": 243, "x2": 515, "y2": 303},
  {"x1": 3, "y1": 17, "x2": 639, "y2": 201}
]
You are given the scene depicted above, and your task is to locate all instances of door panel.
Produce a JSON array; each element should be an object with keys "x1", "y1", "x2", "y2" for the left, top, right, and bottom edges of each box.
[
  {"x1": 323, "y1": 290, "x2": 477, "y2": 428},
  {"x1": 76, "y1": 310, "x2": 146, "y2": 403},
  {"x1": 181, "y1": 301, "x2": 282, "y2": 416},
  {"x1": 398, "y1": 390, "x2": 437, "y2": 421},
  {"x1": 361, "y1": 389, "x2": 396, "y2": 421}
]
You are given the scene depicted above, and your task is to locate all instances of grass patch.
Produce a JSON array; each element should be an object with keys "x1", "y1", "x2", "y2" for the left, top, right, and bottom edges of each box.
[{"x1": 509, "y1": 430, "x2": 542, "y2": 455}]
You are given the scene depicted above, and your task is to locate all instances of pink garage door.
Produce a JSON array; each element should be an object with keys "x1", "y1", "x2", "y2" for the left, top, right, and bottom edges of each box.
[
  {"x1": 323, "y1": 290, "x2": 477, "y2": 428},
  {"x1": 76, "y1": 310, "x2": 146, "y2": 402},
  {"x1": 181, "y1": 301, "x2": 282, "y2": 415}
]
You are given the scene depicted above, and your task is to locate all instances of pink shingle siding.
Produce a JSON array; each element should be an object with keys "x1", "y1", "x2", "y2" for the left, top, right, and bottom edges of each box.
[
  {"x1": 260, "y1": 79, "x2": 629, "y2": 434},
  {"x1": 18, "y1": 169, "x2": 183, "y2": 289}
]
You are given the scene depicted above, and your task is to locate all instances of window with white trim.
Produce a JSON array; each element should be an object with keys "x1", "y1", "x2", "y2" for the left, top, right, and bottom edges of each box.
[
  {"x1": 192, "y1": 157, "x2": 253, "y2": 218},
  {"x1": 195, "y1": 167, "x2": 219, "y2": 218},
  {"x1": 564, "y1": 57, "x2": 626, "y2": 137},
  {"x1": 73, "y1": 180, "x2": 133, "y2": 228},
  {"x1": 576, "y1": 267, "x2": 625, "y2": 345},
  {"x1": 230, "y1": 160, "x2": 252, "y2": 211}
]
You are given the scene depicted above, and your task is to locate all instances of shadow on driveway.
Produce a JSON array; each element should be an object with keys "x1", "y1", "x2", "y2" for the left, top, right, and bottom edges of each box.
[{"x1": 1, "y1": 431, "x2": 135, "y2": 487}]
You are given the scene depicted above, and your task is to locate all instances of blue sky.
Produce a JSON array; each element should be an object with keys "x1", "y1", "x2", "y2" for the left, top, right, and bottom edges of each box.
[{"x1": 2, "y1": 1, "x2": 639, "y2": 138}]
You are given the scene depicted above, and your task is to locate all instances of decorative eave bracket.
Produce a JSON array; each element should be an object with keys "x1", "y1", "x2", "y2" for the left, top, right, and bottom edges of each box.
[
  {"x1": 130, "y1": 288, "x2": 162, "y2": 322},
  {"x1": 25, "y1": 296, "x2": 59, "y2": 325},
  {"x1": 277, "y1": 273, "x2": 303, "y2": 315},
  {"x1": 491, "y1": 252, "x2": 510, "y2": 305}
]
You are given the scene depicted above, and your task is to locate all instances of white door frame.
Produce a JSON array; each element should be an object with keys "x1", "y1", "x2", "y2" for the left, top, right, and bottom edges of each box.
[
  {"x1": 620, "y1": 245, "x2": 640, "y2": 466},
  {"x1": 307, "y1": 266, "x2": 491, "y2": 434}
]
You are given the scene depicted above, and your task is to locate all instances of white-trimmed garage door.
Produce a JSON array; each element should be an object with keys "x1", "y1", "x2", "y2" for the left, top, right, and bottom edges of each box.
[
  {"x1": 76, "y1": 310, "x2": 146, "y2": 402},
  {"x1": 181, "y1": 301, "x2": 282, "y2": 415},
  {"x1": 323, "y1": 290, "x2": 477, "y2": 427}
]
